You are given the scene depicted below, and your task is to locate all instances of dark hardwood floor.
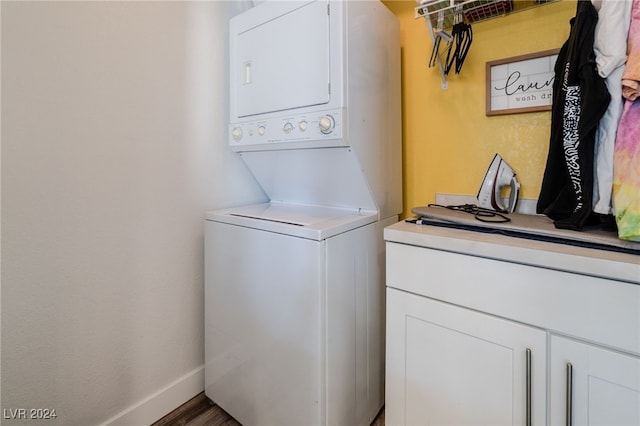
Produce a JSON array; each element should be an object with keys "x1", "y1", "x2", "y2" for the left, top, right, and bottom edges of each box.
[
  {"x1": 151, "y1": 393, "x2": 240, "y2": 426},
  {"x1": 152, "y1": 392, "x2": 385, "y2": 426}
]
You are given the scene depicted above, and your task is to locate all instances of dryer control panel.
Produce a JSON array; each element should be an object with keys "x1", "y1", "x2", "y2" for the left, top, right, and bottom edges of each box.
[{"x1": 229, "y1": 108, "x2": 346, "y2": 151}]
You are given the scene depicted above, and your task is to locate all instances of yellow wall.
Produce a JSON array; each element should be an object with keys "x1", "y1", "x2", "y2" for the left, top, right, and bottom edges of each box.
[{"x1": 382, "y1": 0, "x2": 576, "y2": 217}]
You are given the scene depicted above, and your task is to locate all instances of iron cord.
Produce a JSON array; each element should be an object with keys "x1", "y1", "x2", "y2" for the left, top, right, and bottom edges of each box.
[{"x1": 426, "y1": 203, "x2": 511, "y2": 223}]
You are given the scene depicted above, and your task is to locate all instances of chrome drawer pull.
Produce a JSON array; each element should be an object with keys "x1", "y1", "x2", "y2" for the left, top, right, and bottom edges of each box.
[
  {"x1": 566, "y1": 362, "x2": 573, "y2": 426},
  {"x1": 526, "y1": 348, "x2": 532, "y2": 426}
]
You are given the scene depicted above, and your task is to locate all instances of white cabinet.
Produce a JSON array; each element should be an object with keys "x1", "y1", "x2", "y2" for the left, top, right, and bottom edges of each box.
[
  {"x1": 386, "y1": 288, "x2": 546, "y2": 426},
  {"x1": 384, "y1": 221, "x2": 640, "y2": 426},
  {"x1": 549, "y1": 335, "x2": 640, "y2": 425}
]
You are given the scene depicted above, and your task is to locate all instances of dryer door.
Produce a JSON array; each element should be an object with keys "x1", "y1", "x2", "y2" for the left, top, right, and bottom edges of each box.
[{"x1": 230, "y1": 0, "x2": 331, "y2": 118}]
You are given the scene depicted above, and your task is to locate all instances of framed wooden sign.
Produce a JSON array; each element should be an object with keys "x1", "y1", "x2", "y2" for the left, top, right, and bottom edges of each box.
[{"x1": 486, "y1": 49, "x2": 560, "y2": 116}]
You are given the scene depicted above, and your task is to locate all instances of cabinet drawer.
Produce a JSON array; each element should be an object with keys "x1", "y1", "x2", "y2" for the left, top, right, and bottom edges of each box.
[{"x1": 386, "y1": 242, "x2": 640, "y2": 356}]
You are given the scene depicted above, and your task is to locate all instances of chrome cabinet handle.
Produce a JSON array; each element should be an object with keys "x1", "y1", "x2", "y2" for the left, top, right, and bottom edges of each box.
[
  {"x1": 566, "y1": 362, "x2": 573, "y2": 426},
  {"x1": 526, "y1": 348, "x2": 532, "y2": 426}
]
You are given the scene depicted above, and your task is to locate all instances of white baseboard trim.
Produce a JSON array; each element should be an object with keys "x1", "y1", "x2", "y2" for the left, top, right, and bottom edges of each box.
[{"x1": 100, "y1": 365, "x2": 204, "y2": 426}]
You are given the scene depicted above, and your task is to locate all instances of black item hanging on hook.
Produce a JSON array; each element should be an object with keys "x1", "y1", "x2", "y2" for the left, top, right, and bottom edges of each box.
[
  {"x1": 428, "y1": 6, "x2": 473, "y2": 76},
  {"x1": 455, "y1": 22, "x2": 472, "y2": 74},
  {"x1": 442, "y1": 8, "x2": 473, "y2": 76}
]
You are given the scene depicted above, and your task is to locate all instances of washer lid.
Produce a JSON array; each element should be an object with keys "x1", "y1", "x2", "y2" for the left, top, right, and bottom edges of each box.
[
  {"x1": 206, "y1": 202, "x2": 377, "y2": 240},
  {"x1": 229, "y1": 203, "x2": 363, "y2": 226}
]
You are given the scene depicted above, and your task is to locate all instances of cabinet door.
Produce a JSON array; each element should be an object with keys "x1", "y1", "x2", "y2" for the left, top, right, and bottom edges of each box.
[
  {"x1": 550, "y1": 335, "x2": 640, "y2": 425},
  {"x1": 386, "y1": 288, "x2": 547, "y2": 426}
]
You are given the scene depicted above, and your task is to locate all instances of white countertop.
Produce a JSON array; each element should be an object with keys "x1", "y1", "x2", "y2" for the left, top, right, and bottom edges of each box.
[{"x1": 384, "y1": 220, "x2": 640, "y2": 285}]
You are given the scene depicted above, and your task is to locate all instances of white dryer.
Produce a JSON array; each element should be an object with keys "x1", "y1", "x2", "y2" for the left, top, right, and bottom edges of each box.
[{"x1": 204, "y1": 1, "x2": 401, "y2": 425}]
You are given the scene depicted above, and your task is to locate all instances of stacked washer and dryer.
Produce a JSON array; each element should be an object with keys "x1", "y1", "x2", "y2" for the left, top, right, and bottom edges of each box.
[{"x1": 204, "y1": 1, "x2": 401, "y2": 425}]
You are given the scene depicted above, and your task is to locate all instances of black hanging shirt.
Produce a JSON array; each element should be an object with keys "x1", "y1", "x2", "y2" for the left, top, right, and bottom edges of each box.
[{"x1": 537, "y1": 1, "x2": 611, "y2": 230}]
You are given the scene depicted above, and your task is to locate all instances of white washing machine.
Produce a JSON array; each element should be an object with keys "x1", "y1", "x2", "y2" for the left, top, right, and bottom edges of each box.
[
  {"x1": 205, "y1": 1, "x2": 401, "y2": 425},
  {"x1": 205, "y1": 204, "x2": 395, "y2": 425}
]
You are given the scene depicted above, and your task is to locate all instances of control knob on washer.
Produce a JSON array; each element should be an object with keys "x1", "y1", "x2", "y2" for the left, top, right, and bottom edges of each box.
[
  {"x1": 319, "y1": 115, "x2": 335, "y2": 134},
  {"x1": 231, "y1": 127, "x2": 243, "y2": 141},
  {"x1": 283, "y1": 122, "x2": 294, "y2": 134}
]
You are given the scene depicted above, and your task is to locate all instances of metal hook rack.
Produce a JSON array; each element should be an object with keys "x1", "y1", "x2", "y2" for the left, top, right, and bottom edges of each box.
[{"x1": 415, "y1": 0, "x2": 557, "y2": 89}]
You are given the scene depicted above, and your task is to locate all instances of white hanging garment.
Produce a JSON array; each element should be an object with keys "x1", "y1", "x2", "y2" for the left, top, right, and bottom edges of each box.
[{"x1": 591, "y1": 0, "x2": 633, "y2": 215}]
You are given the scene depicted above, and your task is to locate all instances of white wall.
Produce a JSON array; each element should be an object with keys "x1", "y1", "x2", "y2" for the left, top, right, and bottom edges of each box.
[{"x1": 1, "y1": 1, "x2": 265, "y2": 424}]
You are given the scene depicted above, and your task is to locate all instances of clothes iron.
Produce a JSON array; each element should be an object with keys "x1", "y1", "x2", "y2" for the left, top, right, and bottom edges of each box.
[{"x1": 477, "y1": 154, "x2": 520, "y2": 213}]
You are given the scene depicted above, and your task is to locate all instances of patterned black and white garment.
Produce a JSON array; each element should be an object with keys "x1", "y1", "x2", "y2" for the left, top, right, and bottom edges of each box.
[{"x1": 537, "y1": 0, "x2": 611, "y2": 231}]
